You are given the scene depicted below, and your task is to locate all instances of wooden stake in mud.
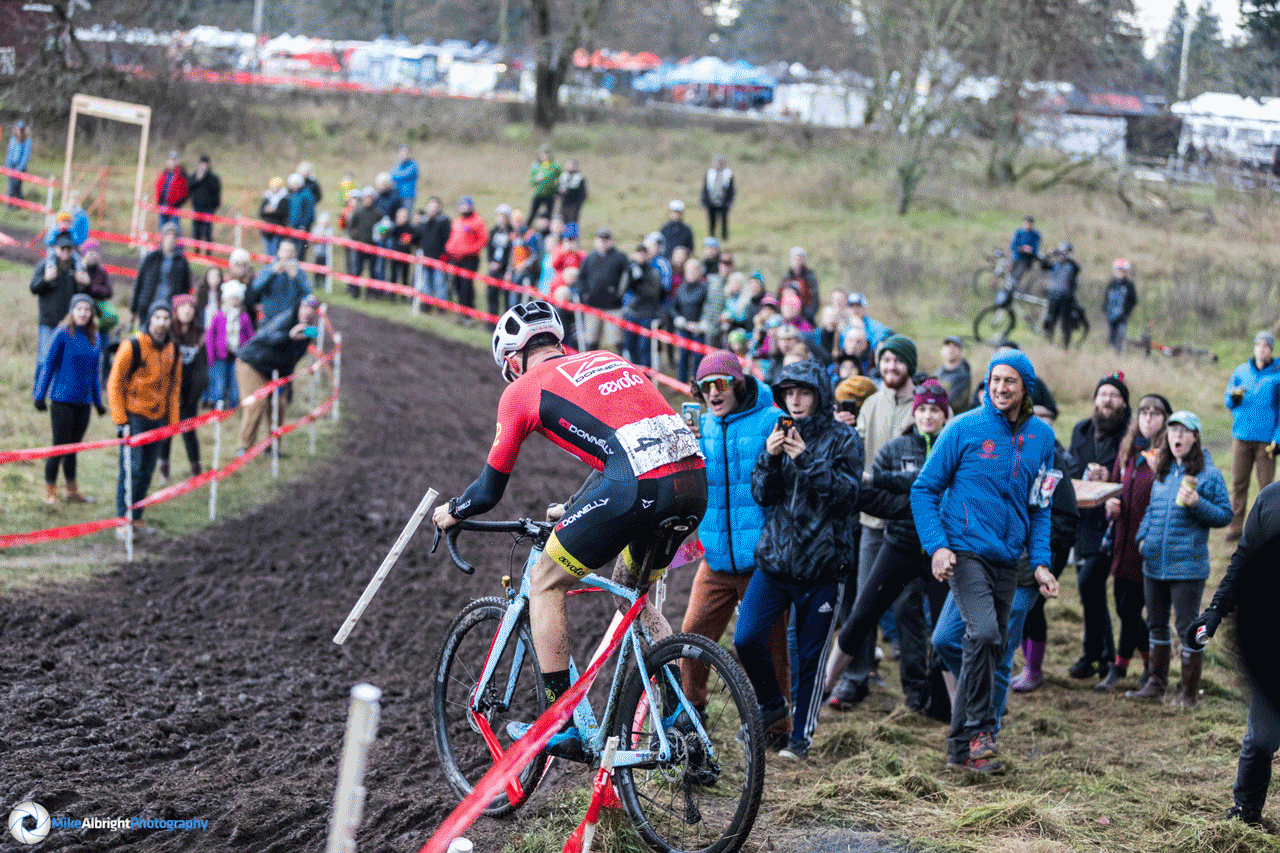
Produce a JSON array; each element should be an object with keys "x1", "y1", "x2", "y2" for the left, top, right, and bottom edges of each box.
[
  {"x1": 325, "y1": 682, "x2": 382, "y2": 853},
  {"x1": 333, "y1": 488, "x2": 439, "y2": 645}
]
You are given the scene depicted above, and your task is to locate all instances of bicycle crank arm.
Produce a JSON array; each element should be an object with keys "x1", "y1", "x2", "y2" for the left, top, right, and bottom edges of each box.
[{"x1": 470, "y1": 709, "x2": 525, "y2": 807}]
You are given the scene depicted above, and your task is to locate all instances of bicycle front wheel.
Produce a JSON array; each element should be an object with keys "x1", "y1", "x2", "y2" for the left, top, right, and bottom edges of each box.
[
  {"x1": 973, "y1": 304, "x2": 1016, "y2": 346},
  {"x1": 432, "y1": 597, "x2": 548, "y2": 817},
  {"x1": 971, "y1": 267, "x2": 998, "y2": 297},
  {"x1": 614, "y1": 633, "x2": 764, "y2": 853}
]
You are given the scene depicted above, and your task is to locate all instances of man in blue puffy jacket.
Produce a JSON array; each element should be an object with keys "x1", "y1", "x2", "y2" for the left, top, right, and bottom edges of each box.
[
  {"x1": 679, "y1": 351, "x2": 789, "y2": 742},
  {"x1": 1223, "y1": 330, "x2": 1280, "y2": 540},
  {"x1": 912, "y1": 349, "x2": 1058, "y2": 773}
]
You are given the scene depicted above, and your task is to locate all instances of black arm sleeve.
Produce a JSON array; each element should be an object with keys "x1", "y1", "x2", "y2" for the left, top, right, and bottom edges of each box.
[
  {"x1": 453, "y1": 464, "x2": 510, "y2": 518},
  {"x1": 1211, "y1": 489, "x2": 1280, "y2": 616}
]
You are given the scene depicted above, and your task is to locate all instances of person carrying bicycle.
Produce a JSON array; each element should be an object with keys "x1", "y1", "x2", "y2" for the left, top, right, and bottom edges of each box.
[
  {"x1": 432, "y1": 300, "x2": 708, "y2": 760},
  {"x1": 1041, "y1": 242, "x2": 1081, "y2": 350}
]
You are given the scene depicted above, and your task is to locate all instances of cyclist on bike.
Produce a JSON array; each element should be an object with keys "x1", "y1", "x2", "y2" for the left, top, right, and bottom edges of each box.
[
  {"x1": 1009, "y1": 215, "x2": 1040, "y2": 283},
  {"x1": 432, "y1": 300, "x2": 708, "y2": 759}
]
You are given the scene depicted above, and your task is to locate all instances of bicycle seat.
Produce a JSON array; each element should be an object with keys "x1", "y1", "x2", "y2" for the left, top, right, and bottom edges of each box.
[{"x1": 653, "y1": 515, "x2": 700, "y2": 564}]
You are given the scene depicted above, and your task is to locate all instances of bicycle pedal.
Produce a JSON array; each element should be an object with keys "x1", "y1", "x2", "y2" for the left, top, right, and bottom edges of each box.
[{"x1": 506, "y1": 721, "x2": 532, "y2": 741}]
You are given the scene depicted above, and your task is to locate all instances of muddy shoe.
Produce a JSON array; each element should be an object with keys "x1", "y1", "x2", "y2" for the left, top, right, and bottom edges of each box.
[
  {"x1": 827, "y1": 673, "x2": 868, "y2": 710},
  {"x1": 946, "y1": 756, "x2": 1006, "y2": 774},
  {"x1": 1224, "y1": 804, "x2": 1262, "y2": 827},
  {"x1": 777, "y1": 737, "x2": 809, "y2": 761},
  {"x1": 969, "y1": 732, "x2": 998, "y2": 760},
  {"x1": 1068, "y1": 655, "x2": 1099, "y2": 679}
]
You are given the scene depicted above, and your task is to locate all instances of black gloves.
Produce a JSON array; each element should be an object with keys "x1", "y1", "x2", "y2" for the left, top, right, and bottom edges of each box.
[
  {"x1": 1184, "y1": 608, "x2": 1222, "y2": 650},
  {"x1": 95, "y1": 404, "x2": 107, "y2": 416},
  {"x1": 33, "y1": 398, "x2": 47, "y2": 412}
]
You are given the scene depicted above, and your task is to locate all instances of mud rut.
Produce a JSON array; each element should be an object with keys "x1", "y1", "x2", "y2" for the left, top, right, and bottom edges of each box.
[{"x1": 0, "y1": 305, "x2": 702, "y2": 852}]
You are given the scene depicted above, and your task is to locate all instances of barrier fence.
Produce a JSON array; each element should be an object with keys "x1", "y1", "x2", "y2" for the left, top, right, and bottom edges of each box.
[{"x1": 3, "y1": 160, "x2": 718, "y2": 364}]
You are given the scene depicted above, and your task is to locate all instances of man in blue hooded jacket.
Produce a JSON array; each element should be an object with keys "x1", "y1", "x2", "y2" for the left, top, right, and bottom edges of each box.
[
  {"x1": 911, "y1": 349, "x2": 1057, "y2": 773},
  {"x1": 679, "y1": 351, "x2": 789, "y2": 739}
]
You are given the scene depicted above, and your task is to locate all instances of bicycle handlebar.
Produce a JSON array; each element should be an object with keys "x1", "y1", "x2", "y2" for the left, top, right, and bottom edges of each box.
[{"x1": 430, "y1": 518, "x2": 555, "y2": 576}]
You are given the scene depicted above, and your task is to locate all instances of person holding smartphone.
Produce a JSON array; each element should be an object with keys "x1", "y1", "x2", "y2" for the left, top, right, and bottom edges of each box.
[
  {"x1": 734, "y1": 360, "x2": 863, "y2": 761},
  {"x1": 233, "y1": 295, "x2": 322, "y2": 457}
]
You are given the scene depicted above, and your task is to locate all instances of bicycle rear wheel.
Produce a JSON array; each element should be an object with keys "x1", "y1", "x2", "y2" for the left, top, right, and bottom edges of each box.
[
  {"x1": 432, "y1": 597, "x2": 548, "y2": 817},
  {"x1": 1070, "y1": 304, "x2": 1090, "y2": 346},
  {"x1": 973, "y1": 304, "x2": 1016, "y2": 346},
  {"x1": 614, "y1": 633, "x2": 764, "y2": 853}
]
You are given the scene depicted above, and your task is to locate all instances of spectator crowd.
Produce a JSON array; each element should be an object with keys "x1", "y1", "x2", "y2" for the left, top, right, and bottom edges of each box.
[{"x1": 14, "y1": 125, "x2": 1280, "y2": 822}]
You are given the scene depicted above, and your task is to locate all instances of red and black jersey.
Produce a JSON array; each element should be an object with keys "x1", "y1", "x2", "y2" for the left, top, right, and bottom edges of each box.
[
  {"x1": 489, "y1": 350, "x2": 701, "y2": 478},
  {"x1": 453, "y1": 351, "x2": 703, "y2": 519}
]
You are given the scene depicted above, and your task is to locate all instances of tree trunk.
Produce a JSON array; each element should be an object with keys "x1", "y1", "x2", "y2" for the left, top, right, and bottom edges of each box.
[
  {"x1": 530, "y1": 0, "x2": 609, "y2": 133},
  {"x1": 534, "y1": 62, "x2": 560, "y2": 131}
]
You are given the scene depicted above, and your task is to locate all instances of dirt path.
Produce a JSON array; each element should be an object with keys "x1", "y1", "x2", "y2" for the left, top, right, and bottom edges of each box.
[{"x1": 0, "y1": 305, "x2": 641, "y2": 851}]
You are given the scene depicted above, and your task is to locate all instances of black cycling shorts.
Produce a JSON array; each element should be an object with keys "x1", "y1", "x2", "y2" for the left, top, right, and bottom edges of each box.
[{"x1": 546, "y1": 466, "x2": 707, "y2": 581}]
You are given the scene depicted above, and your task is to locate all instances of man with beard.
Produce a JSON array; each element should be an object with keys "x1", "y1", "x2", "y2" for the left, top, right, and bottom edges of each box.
[
  {"x1": 829, "y1": 334, "x2": 918, "y2": 708},
  {"x1": 1065, "y1": 373, "x2": 1131, "y2": 683},
  {"x1": 912, "y1": 350, "x2": 1057, "y2": 773}
]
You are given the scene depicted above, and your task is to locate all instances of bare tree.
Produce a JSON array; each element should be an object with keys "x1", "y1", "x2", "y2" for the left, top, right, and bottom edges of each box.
[
  {"x1": 854, "y1": 0, "x2": 983, "y2": 214},
  {"x1": 529, "y1": 0, "x2": 610, "y2": 131}
]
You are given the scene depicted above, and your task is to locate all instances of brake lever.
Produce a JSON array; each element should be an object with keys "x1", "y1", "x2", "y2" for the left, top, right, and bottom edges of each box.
[{"x1": 430, "y1": 524, "x2": 442, "y2": 554}]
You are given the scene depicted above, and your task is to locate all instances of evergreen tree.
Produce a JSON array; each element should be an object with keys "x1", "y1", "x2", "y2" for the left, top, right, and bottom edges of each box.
[{"x1": 1158, "y1": 0, "x2": 1188, "y2": 80}]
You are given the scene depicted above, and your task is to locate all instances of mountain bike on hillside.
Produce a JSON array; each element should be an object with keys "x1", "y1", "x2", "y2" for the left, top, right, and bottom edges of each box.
[
  {"x1": 971, "y1": 248, "x2": 1047, "y2": 297},
  {"x1": 973, "y1": 281, "x2": 1090, "y2": 348},
  {"x1": 431, "y1": 517, "x2": 764, "y2": 853}
]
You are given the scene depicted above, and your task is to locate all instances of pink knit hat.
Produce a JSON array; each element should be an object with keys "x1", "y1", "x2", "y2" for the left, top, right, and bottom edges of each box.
[{"x1": 695, "y1": 350, "x2": 745, "y2": 384}]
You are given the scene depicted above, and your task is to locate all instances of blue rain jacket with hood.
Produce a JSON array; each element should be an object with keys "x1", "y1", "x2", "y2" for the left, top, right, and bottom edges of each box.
[{"x1": 911, "y1": 350, "x2": 1055, "y2": 569}]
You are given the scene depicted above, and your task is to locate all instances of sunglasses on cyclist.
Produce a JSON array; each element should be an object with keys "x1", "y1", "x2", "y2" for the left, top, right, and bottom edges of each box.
[{"x1": 697, "y1": 375, "x2": 736, "y2": 395}]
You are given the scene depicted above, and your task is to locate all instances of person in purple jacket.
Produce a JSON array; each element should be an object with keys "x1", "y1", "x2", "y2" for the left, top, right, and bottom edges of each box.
[
  {"x1": 205, "y1": 281, "x2": 253, "y2": 409},
  {"x1": 33, "y1": 294, "x2": 106, "y2": 504}
]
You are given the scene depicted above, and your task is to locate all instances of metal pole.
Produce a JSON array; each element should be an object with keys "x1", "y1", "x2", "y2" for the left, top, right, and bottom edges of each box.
[
  {"x1": 650, "y1": 319, "x2": 659, "y2": 371},
  {"x1": 271, "y1": 370, "x2": 280, "y2": 479},
  {"x1": 234, "y1": 213, "x2": 242, "y2": 250},
  {"x1": 44, "y1": 180, "x2": 54, "y2": 235},
  {"x1": 309, "y1": 360, "x2": 319, "y2": 456},
  {"x1": 324, "y1": 683, "x2": 382, "y2": 853},
  {"x1": 123, "y1": 425, "x2": 133, "y2": 562},
  {"x1": 1177, "y1": 14, "x2": 1193, "y2": 101},
  {"x1": 576, "y1": 305, "x2": 586, "y2": 353},
  {"x1": 332, "y1": 333, "x2": 342, "y2": 423},
  {"x1": 209, "y1": 401, "x2": 224, "y2": 521}
]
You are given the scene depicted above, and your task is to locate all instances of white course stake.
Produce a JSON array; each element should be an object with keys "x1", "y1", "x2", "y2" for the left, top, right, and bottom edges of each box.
[
  {"x1": 122, "y1": 425, "x2": 133, "y2": 563},
  {"x1": 332, "y1": 333, "x2": 342, "y2": 423},
  {"x1": 271, "y1": 369, "x2": 280, "y2": 479},
  {"x1": 324, "y1": 683, "x2": 382, "y2": 853},
  {"x1": 333, "y1": 488, "x2": 439, "y2": 645},
  {"x1": 209, "y1": 401, "x2": 224, "y2": 521}
]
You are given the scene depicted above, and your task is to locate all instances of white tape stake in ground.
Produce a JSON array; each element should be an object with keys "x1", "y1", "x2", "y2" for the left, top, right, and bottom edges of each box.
[
  {"x1": 325, "y1": 683, "x2": 382, "y2": 853},
  {"x1": 333, "y1": 488, "x2": 439, "y2": 645}
]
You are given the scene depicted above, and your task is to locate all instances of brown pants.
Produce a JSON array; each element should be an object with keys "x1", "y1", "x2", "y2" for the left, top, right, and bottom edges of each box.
[
  {"x1": 680, "y1": 561, "x2": 790, "y2": 714},
  {"x1": 235, "y1": 360, "x2": 285, "y2": 453},
  {"x1": 1230, "y1": 438, "x2": 1276, "y2": 534}
]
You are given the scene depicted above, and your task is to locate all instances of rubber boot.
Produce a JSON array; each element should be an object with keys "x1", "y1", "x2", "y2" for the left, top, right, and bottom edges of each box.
[
  {"x1": 1126, "y1": 644, "x2": 1169, "y2": 700},
  {"x1": 1095, "y1": 657, "x2": 1128, "y2": 692},
  {"x1": 1010, "y1": 640, "x2": 1046, "y2": 692},
  {"x1": 1170, "y1": 650, "x2": 1203, "y2": 708},
  {"x1": 42, "y1": 483, "x2": 59, "y2": 505},
  {"x1": 191, "y1": 461, "x2": 203, "y2": 477},
  {"x1": 64, "y1": 480, "x2": 93, "y2": 503}
]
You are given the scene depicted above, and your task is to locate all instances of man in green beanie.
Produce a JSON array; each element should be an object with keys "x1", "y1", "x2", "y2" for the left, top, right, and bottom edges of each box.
[{"x1": 829, "y1": 333, "x2": 920, "y2": 708}]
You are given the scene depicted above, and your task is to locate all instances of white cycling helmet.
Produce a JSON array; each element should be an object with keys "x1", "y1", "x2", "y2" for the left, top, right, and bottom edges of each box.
[{"x1": 492, "y1": 300, "x2": 565, "y2": 382}]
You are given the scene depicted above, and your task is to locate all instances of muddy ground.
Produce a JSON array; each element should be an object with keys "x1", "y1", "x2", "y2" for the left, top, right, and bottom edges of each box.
[{"x1": 0, "y1": 302, "x2": 700, "y2": 852}]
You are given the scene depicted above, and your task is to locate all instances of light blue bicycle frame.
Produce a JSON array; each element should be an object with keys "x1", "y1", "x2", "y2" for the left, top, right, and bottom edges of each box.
[{"x1": 471, "y1": 546, "x2": 714, "y2": 770}]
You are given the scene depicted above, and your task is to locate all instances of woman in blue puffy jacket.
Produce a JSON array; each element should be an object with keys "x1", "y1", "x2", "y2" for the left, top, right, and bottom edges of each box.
[
  {"x1": 32, "y1": 293, "x2": 105, "y2": 505},
  {"x1": 1130, "y1": 410, "x2": 1231, "y2": 707}
]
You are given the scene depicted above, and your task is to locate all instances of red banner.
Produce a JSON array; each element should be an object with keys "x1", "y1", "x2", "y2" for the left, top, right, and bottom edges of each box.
[{"x1": 0, "y1": 517, "x2": 126, "y2": 549}]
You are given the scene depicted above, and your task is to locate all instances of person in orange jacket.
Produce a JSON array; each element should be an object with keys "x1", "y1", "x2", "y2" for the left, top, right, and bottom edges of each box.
[
  {"x1": 444, "y1": 195, "x2": 488, "y2": 326},
  {"x1": 107, "y1": 301, "x2": 181, "y2": 536}
]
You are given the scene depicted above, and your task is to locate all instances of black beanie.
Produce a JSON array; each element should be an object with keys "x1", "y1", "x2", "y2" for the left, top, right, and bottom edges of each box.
[{"x1": 1095, "y1": 372, "x2": 1129, "y2": 407}]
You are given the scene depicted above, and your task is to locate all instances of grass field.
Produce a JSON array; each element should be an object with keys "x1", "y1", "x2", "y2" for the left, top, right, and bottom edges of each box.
[{"x1": 2, "y1": 102, "x2": 1278, "y2": 851}]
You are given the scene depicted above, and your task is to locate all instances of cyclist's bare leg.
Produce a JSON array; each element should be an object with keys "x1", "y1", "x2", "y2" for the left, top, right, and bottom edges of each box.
[
  {"x1": 530, "y1": 549, "x2": 577, "y2": 672},
  {"x1": 610, "y1": 552, "x2": 673, "y2": 646}
]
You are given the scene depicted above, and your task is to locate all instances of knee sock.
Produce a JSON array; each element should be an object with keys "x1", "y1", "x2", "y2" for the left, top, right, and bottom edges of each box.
[{"x1": 544, "y1": 668, "x2": 572, "y2": 705}]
